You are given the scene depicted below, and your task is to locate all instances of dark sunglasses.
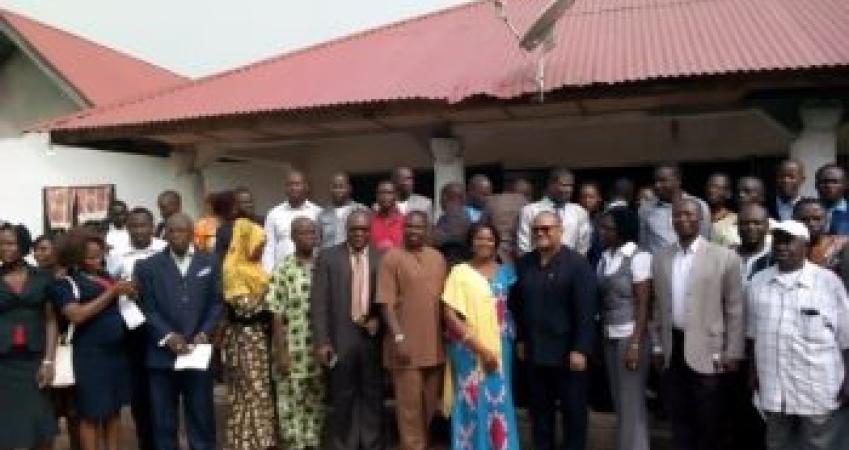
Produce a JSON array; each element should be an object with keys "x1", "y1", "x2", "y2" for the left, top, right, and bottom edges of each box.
[{"x1": 531, "y1": 225, "x2": 557, "y2": 234}]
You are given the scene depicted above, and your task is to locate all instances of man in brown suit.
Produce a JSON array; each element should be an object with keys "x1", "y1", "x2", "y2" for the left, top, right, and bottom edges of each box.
[
  {"x1": 650, "y1": 198, "x2": 745, "y2": 450},
  {"x1": 377, "y1": 211, "x2": 447, "y2": 450},
  {"x1": 310, "y1": 210, "x2": 384, "y2": 450}
]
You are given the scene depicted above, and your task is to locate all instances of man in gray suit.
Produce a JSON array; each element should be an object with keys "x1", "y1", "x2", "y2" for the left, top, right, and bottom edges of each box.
[
  {"x1": 393, "y1": 166, "x2": 432, "y2": 221},
  {"x1": 650, "y1": 198, "x2": 745, "y2": 450},
  {"x1": 310, "y1": 209, "x2": 384, "y2": 450}
]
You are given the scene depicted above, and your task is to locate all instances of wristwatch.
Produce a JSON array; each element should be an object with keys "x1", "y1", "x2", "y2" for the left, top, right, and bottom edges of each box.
[{"x1": 394, "y1": 333, "x2": 405, "y2": 343}]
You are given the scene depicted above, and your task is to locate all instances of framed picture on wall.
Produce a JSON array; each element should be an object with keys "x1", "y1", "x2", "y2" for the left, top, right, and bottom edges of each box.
[{"x1": 42, "y1": 184, "x2": 115, "y2": 233}]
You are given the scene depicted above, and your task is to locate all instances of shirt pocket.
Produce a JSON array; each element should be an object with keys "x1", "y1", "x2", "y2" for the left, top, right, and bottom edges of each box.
[{"x1": 798, "y1": 308, "x2": 835, "y2": 348}]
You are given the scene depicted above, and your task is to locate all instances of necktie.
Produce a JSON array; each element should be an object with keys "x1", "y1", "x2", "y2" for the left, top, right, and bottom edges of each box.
[{"x1": 351, "y1": 252, "x2": 366, "y2": 323}]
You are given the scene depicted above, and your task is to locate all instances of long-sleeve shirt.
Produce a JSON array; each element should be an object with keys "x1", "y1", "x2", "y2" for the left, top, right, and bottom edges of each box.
[
  {"x1": 638, "y1": 193, "x2": 711, "y2": 254},
  {"x1": 516, "y1": 197, "x2": 592, "y2": 255},
  {"x1": 261, "y1": 201, "x2": 321, "y2": 272}
]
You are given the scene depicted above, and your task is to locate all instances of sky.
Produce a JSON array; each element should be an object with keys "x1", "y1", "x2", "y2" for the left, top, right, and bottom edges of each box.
[{"x1": 1, "y1": 0, "x2": 467, "y2": 77}]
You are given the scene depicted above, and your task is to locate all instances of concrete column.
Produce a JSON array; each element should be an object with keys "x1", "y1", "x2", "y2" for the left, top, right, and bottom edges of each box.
[
  {"x1": 430, "y1": 137, "x2": 464, "y2": 216},
  {"x1": 790, "y1": 101, "x2": 843, "y2": 197}
]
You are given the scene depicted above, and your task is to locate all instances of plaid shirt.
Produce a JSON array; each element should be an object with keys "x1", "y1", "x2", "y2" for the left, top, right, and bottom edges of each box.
[{"x1": 747, "y1": 262, "x2": 849, "y2": 415}]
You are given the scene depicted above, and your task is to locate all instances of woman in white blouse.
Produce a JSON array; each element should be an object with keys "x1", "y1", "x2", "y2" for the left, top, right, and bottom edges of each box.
[{"x1": 596, "y1": 206, "x2": 652, "y2": 450}]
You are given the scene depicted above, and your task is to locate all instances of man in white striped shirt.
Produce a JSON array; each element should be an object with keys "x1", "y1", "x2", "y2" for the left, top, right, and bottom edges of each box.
[{"x1": 747, "y1": 220, "x2": 849, "y2": 450}]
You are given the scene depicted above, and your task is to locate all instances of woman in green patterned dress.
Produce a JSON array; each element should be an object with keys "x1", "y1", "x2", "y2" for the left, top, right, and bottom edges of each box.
[{"x1": 266, "y1": 217, "x2": 325, "y2": 450}]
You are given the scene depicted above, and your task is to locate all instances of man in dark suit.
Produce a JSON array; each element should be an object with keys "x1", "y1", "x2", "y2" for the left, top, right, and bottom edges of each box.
[
  {"x1": 310, "y1": 209, "x2": 384, "y2": 450},
  {"x1": 510, "y1": 210, "x2": 597, "y2": 450},
  {"x1": 135, "y1": 213, "x2": 222, "y2": 450}
]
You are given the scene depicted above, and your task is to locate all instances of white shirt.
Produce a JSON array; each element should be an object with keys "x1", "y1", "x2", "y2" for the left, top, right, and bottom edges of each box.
[
  {"x1": 261, "y1": 200, "x2": 321, "y2": 271},
  {"x1": 517, "y1": 197, "x2": 592, "y2": 255},
  {"x1": 747, "y1": 262, "x2": 849, "y2": 415},
  {"x1": 671, "y1": 236, "x2": 702, "y2": 330},
  {"x1": 105, "y1": 226, "x2": 130, "y2": 274},
  {"x1": 597, "y1": 241, "x2": 652, "y2": 338},
  {"x1": 108, "y1": 238, "x2": 167, "y2": 279},
  {"x1": 170, "y1": 245, "x2": 196, "y2": 277}
]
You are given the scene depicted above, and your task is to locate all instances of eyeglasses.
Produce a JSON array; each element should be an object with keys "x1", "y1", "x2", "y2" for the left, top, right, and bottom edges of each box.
[{"x1": 531, "y1": 225, "x2": 557, "y2": 234}]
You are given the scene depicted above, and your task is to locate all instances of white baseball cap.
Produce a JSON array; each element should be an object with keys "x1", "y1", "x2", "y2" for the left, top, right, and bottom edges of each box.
[{"x1": 771, "y1": 220, "x2": 810, "y2": 242}]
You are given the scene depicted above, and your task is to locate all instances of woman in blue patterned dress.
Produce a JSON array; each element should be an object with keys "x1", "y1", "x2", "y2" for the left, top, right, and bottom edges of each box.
[{"x1": 441, "y1": 222, "x2": 519, "y2": 450}]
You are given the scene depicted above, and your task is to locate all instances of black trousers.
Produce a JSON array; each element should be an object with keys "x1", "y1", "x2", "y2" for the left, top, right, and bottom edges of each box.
[
  {"x1": 527, "y1": 363, "x2": 589, "y2": 450},
  {"x1": 128, "y1": 329, "x2": 154, "y2": 450},
  {"x1": 662, "y1": 330, "x2": 729, "y2": 450},
  {"x1": 727, "y1": 361, "x2": 765, "y2": 450},
  {"x1": 149, "y1": 369, "x2": 216, "y2": 450},
  {"x1": 328, "y1": 338, "x2": 385, "y2": 450}
]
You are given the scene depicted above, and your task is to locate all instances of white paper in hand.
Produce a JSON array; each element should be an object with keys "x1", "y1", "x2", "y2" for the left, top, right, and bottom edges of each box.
[
  {"x1": 118, "y1": 296, "x2": 146, "y2": 329},
  {"x1": 174, "y1": 344, "x2": 213, "y2": 371}
]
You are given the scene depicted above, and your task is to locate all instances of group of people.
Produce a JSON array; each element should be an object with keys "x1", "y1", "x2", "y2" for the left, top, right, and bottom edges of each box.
[{"x1": 1, "y1": 160, "x2": 848, "y2": 450}]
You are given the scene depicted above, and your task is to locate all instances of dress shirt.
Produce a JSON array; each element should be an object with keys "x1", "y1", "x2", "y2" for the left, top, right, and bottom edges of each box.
[
  {"x1": 349, "y1": 247, "x2": 370, "y2": 322},
  {"x1": 597, "y1": 241, "x2": 652, "y2": 338},
  {"x1": 261, "y1": 200, "x2": 321, "y2": 271},
  {"x1": 170, "y1": 245, "x2": 196, "y2": 277},
  {"x1": 318, "y1": 202, "x2": 365, "y2": 249},
  {"x1": 638, "y1": 193, "x2": 711, "y2": 255},
  {"x1": 747, "y1": 262, "x2": 849, "y2": 415},
  {"x1": 464, "y1": 205, "x2": 482, "y2": 223},
  {"x1": 105, "y1": 225, "x2": 131, "y2": 274},
  {"x1": 775, "y1": 196, "x2": 800, "y2": 221},
  {"x1": 108, "y1": 238, "x2": 167, "y2": 279},
  {"x1": 517, "y1": 197, "x2": 592, "y2": 255},
  {"x1": 671, "y1": 236, "x2": 702, "y2": 330},
  {"x1": 825, "y1": 198, "x2": 848, "y2": 231}
]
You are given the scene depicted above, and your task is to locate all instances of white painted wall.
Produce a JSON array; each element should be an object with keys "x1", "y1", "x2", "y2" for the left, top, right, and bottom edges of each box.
[
  {"x1": 2, "y1": 133, "x2": 202, "y2": 235},
  {"x1": 0, "y1": 49, "x2": 78, "y2": 137}
]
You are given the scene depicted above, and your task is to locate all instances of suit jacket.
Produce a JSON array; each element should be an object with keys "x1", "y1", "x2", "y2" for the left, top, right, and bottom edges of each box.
[
  {"x1": 310, "y1": 243, "x2": 382, "y2": 357},
  {"x1": 510, "y1": 246, "x2": 597, "y2": 366},
  {"x1": 650, "y1": 238, "x2": 745, "y2": 374},
  {"x1": 135, "y1": 249, "x2": 224, "y2": 369}
]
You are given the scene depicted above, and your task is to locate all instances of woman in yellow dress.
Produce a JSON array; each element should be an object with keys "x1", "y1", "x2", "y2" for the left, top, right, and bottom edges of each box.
[{"x1": 221, "y1": 214, "x2": 276, "y2": 450}]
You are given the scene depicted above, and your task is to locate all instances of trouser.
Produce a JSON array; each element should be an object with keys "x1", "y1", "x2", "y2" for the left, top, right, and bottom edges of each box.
[
  {"x1": 603, "y1": 337, "x2": 650, "y2": 450},
  {"x1": 390, "y1": 365, "x2": 443, "y2": 450},
  {"x1": 329, "y1": 339, "x2": 385, "y2": 450},
  {"x1": 662, "y1": 330, "x2": 729, "y2": 450},
  {"x1": 727, "y1": 360, "x2": 766, "y2": 450},
  {"x1": 128, "y1": 330, "x2": 154, "y2": 450},
  {"x1": 148, "y1": 369, "x2": 216, "y2": 450},
  {"x1": 764, "y1": 411, "x2": 841, "y2": 450},
  {"x1": 527, "y1": 363, "x2": 589, "y2": 450}
]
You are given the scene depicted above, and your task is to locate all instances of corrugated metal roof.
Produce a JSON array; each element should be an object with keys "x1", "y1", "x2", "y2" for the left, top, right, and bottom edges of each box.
[
  {"x1": 44, "y1": 0, "x2": 849, "y2": 131},
  {"x1": 0, "y1": 9, "x2": 187, "y2": 106}
]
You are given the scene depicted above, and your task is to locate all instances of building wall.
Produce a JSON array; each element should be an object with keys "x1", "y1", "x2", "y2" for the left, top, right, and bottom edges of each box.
[
  {"x1": 201, "y1": 159, "x2": 292, "y2": 213},
  {"x1": 0, "y1": 49, "x2": 78, "y2": 137},
  {"x1": 1, "y1": 134, "x2": 202, "y2": 235}
]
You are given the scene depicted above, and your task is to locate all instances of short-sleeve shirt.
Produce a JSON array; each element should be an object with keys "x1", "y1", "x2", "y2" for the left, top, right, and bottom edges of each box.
[
  {"x1": 50, "y1": 272, "x2": 126, "y2": 350},
  {"x1": 376, "y1": 246, "x2": 447, "y2": 369},
  {"x1": 747, "y1": 262, "x2": 849, "y2": 415}
]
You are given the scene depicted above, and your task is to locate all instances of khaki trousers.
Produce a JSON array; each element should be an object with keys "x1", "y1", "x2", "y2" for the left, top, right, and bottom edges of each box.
[{"x1": 390, "y1": 365, "x2": 444, "y2": 450}]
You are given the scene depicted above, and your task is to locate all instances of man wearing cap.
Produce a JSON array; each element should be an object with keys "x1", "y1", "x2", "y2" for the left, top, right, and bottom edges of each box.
[
  {"x1": 649, "y1": 198, "x2": 744, "y2": 450},
  {"x1": 747, "y1": 220, "x2": 849, "y2": 450}
]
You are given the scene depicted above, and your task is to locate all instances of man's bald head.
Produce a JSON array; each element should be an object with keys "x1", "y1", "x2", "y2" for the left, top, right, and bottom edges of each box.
[
  {"x1": 165, "y1": 213, "x2": 193, "y2": 254},
  {"x1": 531, "y1": 210, "x2": 562, "y2": 252},
  {"x1": 347, "y1": 209, "x2": 371, "y2": 251}
]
